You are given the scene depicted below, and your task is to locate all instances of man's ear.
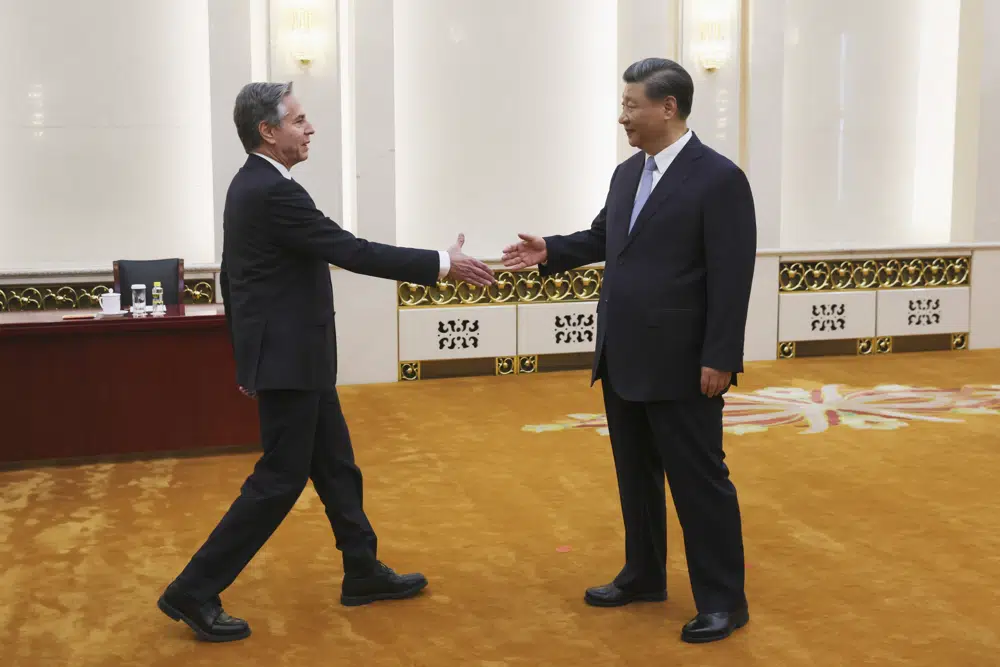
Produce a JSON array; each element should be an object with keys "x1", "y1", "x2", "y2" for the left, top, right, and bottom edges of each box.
[
  {"x1": 258, "y1": 121, "x2": 276, "y2": 146},
  {"x1": 663, "y1": 96, "x2": 678, "y2": 121}
]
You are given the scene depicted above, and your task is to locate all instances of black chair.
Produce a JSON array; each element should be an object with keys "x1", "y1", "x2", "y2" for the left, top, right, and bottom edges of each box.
[{"x1": 113, "y1": 258, "x2": 185, "y2": 308}]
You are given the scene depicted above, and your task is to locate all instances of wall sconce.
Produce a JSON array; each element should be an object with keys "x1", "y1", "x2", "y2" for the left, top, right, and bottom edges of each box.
[
  {"x1": 290, "y1": 8, "x2": 316, "y2": 67},
  {"x1": 694, "y1": 18, "x2": 731, "y2": 71}
]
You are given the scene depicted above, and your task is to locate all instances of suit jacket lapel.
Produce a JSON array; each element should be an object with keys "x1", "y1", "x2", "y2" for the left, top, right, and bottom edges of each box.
[{"x1": 621, "y1": 134, "x2": 704, "y2": 253}]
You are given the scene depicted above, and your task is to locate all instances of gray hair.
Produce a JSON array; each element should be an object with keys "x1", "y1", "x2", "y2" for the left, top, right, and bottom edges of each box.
[
  {"x1": 233, "y1": 81, "x2": 293, "y2": 152},
  {"x1": 622, "y1": 58, "x2": 694, "y2": 119}
]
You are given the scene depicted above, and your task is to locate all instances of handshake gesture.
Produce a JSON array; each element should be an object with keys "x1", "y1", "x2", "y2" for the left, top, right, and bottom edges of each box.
[
  {"x1": 501, "y1": 233, "x2": 547, "y2": 270},
  {"x1": 446, "y1": 233, "x2": 495, "y2": 287},
  {"x1": 444, "y1": 232, "x2": 550, "y2": 285}
]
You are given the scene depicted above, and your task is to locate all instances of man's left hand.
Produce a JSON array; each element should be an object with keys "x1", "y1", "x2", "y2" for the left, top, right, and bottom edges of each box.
[{"x1": 700, "y1": 367, "x2": 731, "y2": 398}]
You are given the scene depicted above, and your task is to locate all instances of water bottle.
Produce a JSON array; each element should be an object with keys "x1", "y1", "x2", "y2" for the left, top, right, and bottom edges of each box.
[{"x1": 152, "y1": 281, "x2": 164, "y2": 312}]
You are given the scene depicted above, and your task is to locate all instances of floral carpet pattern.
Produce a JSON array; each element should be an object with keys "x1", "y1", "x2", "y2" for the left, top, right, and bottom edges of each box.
[{"x1": 522, "y1": 384, "x2": 1000, "y2": 436}]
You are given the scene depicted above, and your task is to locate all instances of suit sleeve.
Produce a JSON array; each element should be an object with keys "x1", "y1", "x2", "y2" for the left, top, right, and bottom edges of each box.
[
  {"x1": 266, "y1": 178, "x2": 441, "y2": 286},
  {"x1": 539, "y1": 166, "x2": 618, "y2": 275},
  {"x1": 219, "y1": 252, "x2": 234, "y2": 351},
  {"x1": 701, "y1": 166, "x2": 757, "y2": 373}
]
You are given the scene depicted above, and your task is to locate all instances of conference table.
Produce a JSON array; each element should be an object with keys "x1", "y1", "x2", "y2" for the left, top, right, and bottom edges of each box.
[{"x1": 0, "y1": 304, "x2": 261, "y2": 466}]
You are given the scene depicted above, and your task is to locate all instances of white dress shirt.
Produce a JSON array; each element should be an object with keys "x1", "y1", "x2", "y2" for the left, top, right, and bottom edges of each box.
[
  {"x1": 252, "y1": 152, "x2": 450, "y2": 279},
  {"x1": 637, "y1": 129, "x2": 692, "y2": 199}
]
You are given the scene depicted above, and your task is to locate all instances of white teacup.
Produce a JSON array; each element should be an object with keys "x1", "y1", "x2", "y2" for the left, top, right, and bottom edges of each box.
[{"x1": 99, "y1": 291, "x2": 121, "y2": 314}]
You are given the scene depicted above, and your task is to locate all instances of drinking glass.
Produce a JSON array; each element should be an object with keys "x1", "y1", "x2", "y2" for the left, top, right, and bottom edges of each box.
[{"x1": 131, "y1": 284, "x2": 147, "y2": 316}]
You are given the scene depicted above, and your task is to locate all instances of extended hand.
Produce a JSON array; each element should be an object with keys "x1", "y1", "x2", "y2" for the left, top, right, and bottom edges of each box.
[
  {"x1": 501, "y1": 233, "x2": 547, "y2": 270},
  {"x1": 447, "y1": 233, "x2": 495, "y2": 286},
  {"x1": 700, "y1": 367, "x2": 731, "y2": 398}
]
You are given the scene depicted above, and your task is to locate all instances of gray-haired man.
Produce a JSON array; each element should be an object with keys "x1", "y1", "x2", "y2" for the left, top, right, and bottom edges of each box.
[{"x1": 157, "y1": 82, "x2": 494, "y2": 642}]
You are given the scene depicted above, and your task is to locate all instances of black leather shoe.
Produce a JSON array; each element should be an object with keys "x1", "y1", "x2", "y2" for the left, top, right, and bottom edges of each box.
[
  {"x1": 584, "y1": 583, "x2": 667, "y2": 607},
  {"x1": 340, "y1": 561, "x2": 428, "y2": 606},
  {"x1": 157, "y1": 584, "x2": 251, "y2": 642},
  {"x1": 681, "y1": 606, "x2": 749, "y2": 643}
]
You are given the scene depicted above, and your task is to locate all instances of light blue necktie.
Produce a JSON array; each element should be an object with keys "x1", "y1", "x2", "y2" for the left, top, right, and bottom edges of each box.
[{"x1": 629, "y1": 155, "x2": 658, "y2": 232}]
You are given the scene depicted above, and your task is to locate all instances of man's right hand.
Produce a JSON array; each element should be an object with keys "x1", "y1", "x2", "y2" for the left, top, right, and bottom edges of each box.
[
  {"x1": 447, "y1": 233, "x2": 495, "y2": 286},
  {"x1": 501, "y1": 233, "x2": 547, "y2": 270}
]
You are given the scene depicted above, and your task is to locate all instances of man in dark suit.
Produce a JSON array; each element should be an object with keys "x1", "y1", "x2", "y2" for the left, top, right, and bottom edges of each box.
[
  {"x1": 158, "y1": 82, "x2": 494, "y2": 642},
  {"x1": 502, "y1": 58, "x2": 756, "y2": 643}
]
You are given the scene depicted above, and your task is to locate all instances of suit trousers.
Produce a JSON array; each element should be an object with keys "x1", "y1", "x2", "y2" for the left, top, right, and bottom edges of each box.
[
  {"x1": 173, "y1": 388, "x2": 378, "y2": 602},
  {"x1": 600, "y1": 367, "x2": 747, "y2": 613}
]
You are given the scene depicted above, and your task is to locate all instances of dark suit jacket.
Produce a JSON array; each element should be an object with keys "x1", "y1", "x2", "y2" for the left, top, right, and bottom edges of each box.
[
  {"x1": 541, "y1": 132, "x2": 756, "y2": 402},
  {"x1": 220, "y1": 154, "x2": 440, "y2": 393}
]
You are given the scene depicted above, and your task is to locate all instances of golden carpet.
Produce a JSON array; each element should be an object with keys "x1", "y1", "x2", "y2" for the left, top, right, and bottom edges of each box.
[{"x1": 3, "y1": 350, "x2": 1000, "y2": 667}]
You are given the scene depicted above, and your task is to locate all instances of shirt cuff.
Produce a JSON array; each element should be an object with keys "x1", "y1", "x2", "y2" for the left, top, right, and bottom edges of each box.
[{"x1": 437, "y1": 250, "x2": 450, "y2": 279}]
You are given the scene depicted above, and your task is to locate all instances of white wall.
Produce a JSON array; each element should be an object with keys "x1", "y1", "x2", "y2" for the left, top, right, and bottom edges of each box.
[
  {"x1": 680, "y1": 0, "x2": 743, "y2": 164},
  {"x1": 778, "y1": 0, "x2": 961, "y2": 250},
  {"x1": 333, "y1": 0, "x2": 402, "y2": 385},
  {"x1": 911, "y1": 0, "x2": 961, "y2": 243},
  {"x1": 745, "y1": 0, "x2": 785, "y2": 249},
  {"x1": 392, "y1": 0, "x2": 619, "y2": 259},
  {"x1": 208, "y1": 0, "x2": 254, "y2": 263},
  {"x1": 972, "y1": 0, "x2": 1000, "y2": 243},
  {"x1": 947, "y1": 0, "x2": 982, "y2": 244},
  {"x1": 269, "y1": 0, "x2": 345, "y2": 227},
  {"x1": 0, "y1": 0, "x2": 216, "y2": 271},
  {"x1": 616, "y1": 0, "x2": 681, "y2": 162}
]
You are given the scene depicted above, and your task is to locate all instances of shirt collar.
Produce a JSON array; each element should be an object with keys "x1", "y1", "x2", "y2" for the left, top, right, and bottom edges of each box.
[
  {"x1": 252, "y1": 152, "x2": 292, "y2": 180},
  {"x1": 647, "y1": 129, "x2": 692, "y2": 172}
]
